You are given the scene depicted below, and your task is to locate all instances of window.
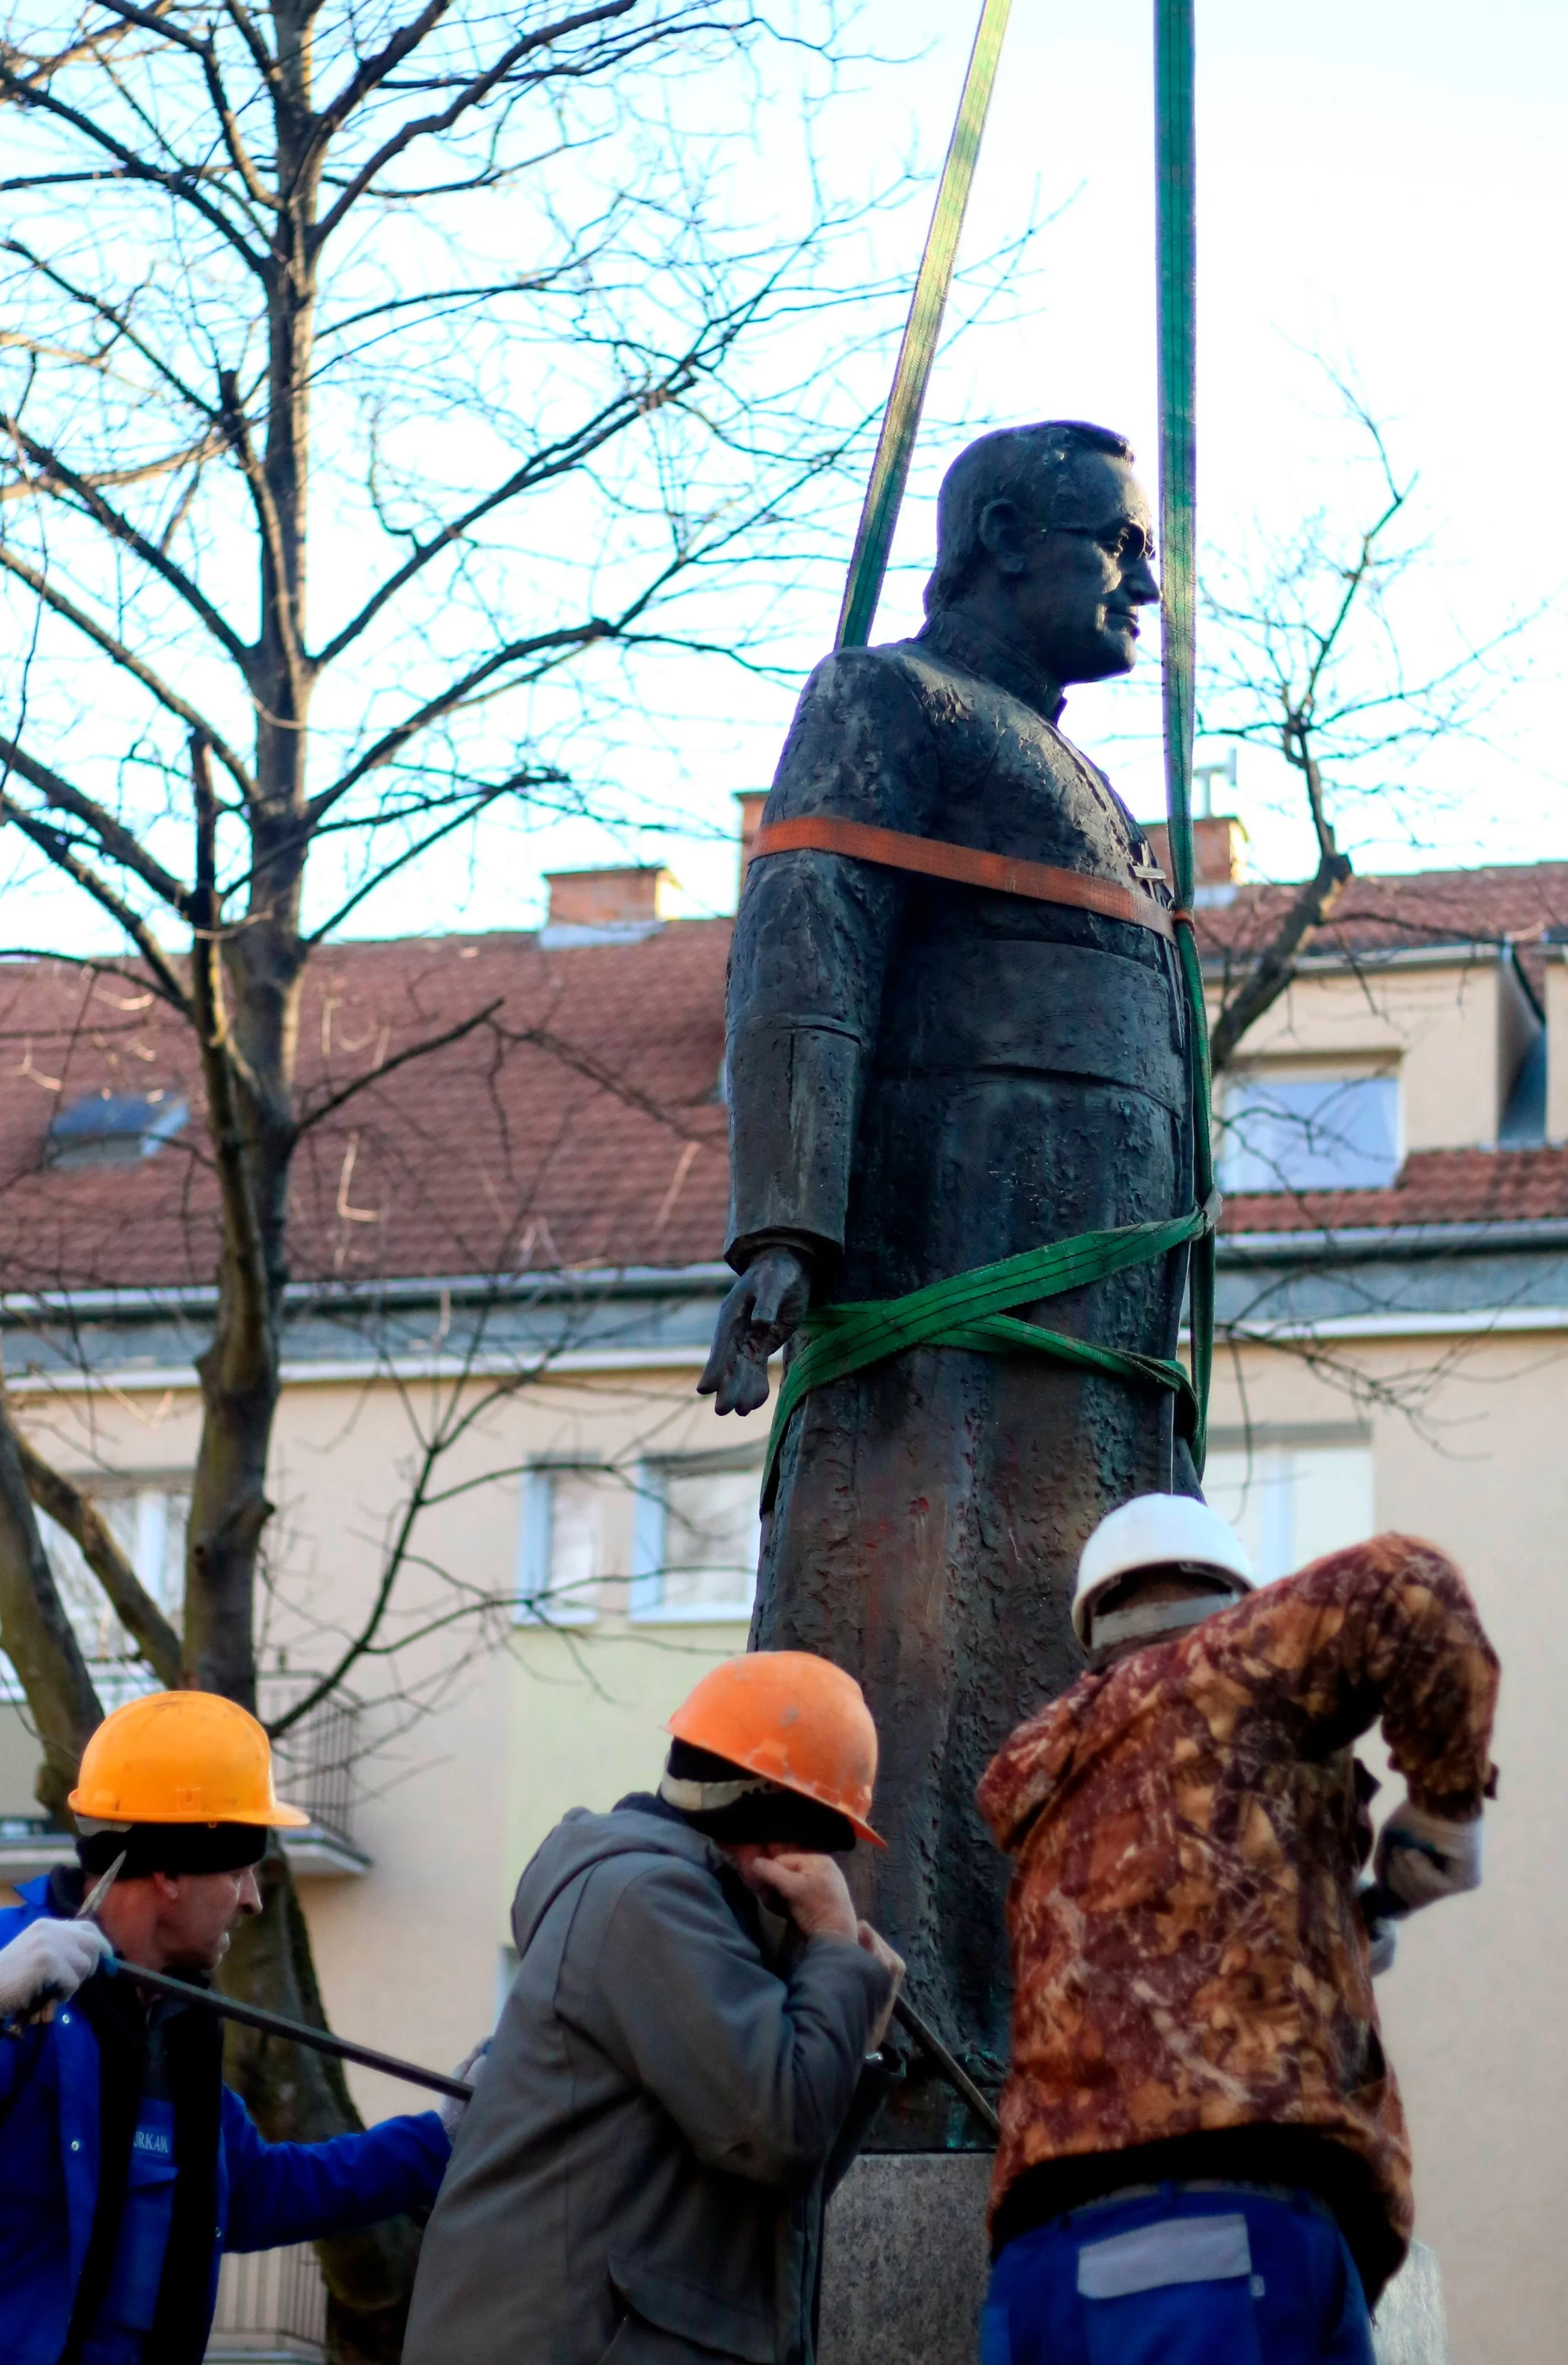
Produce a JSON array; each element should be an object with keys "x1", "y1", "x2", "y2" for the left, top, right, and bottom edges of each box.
[
  {"x1": 514, "y1": 1465, "x2": 616, "y2": 1624},
  {"x1": 43, "y1": 1479, "x2": 187, "y2": 1661},
  {"x1": 1219, "y1": 1071, "x2": 1400, "y2": 1194},
  {"x1": 2, "y1": 1478, "x2": 189, "y2": 1702},
  {"x1": 46, "y1": 1090, "x2": 188, "y2": 1168},
  {"x1": 630, "y1": 1452, "x2": 762, "y2": 1622},
  {"x1": 1203, "y1": 1440, "x2": 1374, "y2": 1583}
]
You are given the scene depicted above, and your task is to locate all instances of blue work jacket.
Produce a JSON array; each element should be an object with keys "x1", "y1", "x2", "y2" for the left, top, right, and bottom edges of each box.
[{"x1": 0, "y1": 1877, "x2": 451, "y2": 2365}]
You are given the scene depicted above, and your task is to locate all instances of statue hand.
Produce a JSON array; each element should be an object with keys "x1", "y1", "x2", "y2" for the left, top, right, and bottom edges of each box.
[{"x1": 698, "y1": 1246, "x2": 812, "y2": 1417}]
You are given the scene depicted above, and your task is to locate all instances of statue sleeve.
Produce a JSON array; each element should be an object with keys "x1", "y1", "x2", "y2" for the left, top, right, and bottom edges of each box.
[{"x1": 724, "y1": 647, "x2": 938, "y2": 1270}]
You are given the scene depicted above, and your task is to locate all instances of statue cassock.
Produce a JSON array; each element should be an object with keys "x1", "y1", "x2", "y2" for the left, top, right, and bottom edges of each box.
[{"x1": 702, "y1": 420, "x2": 1200, "y2": 2143}]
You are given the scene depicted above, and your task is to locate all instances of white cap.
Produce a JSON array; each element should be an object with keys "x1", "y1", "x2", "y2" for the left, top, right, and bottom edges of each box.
[{"x1": 1072, "y1": 1493, "x2": 1254, "y2": 1643}]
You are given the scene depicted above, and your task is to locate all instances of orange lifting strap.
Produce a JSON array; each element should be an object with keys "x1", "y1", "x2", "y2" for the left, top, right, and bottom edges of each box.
[{"x1": 748, "y1": 814, "x2": 1177, "y2": 941}]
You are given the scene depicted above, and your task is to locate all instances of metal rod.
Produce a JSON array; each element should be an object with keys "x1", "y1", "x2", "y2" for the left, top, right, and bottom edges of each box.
[
  {"x1": 107, "y1": 1955, "x2": 473, "y2": 2103},
  {"x1": 835, "y1": 0, "x2": 1013, "y2": 651},
  {"x1": 75, "y1": 1852, "x2": 126, "y2": 1922},
  {"x1": 893, "y1": 1991, "x2": 1001, "y2": 2139}
]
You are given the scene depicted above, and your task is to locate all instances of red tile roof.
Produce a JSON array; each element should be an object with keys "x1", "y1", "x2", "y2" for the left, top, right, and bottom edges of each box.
[
  {"x1": 4, "y1": 856, "x2": 1567, "y2": 1297},
  {"x1": 1195, "y1": 861, "x2": 1568, "y2": 999},
  {"x1": 1224, "y1": 1148, "x2": 1568, "y2": 1238},
  {"x1": 0, "y1": 926, "x2": 730, "y2": 1294}
]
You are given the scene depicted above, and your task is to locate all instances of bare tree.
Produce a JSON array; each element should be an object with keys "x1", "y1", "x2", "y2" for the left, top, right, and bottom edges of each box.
[
  {"x1": 1195, "y1": 384, "x2": 1535, "y2": 1075},
  {"x1": 1183, "y1": 385, "x2": 1561, "y2": 1458},
  {"x1": 0, "y1": 1, "x2": 908, "y2": 2351}
]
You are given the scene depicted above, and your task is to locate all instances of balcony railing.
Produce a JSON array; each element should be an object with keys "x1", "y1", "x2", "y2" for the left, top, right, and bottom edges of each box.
[
  {"x1": 0, "y1": 1668, "x2": 370, "y2": 1882},
  {"x1": 207, "y1": 2241, "x2": 327, "y2": 2361},
  {"x1": 261, "y1": 1674, "x2": 366, "y2": 1872}
]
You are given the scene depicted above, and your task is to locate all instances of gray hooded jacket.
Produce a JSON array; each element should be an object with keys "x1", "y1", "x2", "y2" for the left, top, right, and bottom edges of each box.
[{"x1": 402, "y1": 1799, "x2": 893, "y2": 2365}]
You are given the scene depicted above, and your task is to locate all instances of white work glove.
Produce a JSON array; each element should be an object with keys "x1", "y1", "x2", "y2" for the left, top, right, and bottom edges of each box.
[
  {"x1": 0, "y1": 1919, "x2": 110, "y2": 2021},
  {"x1": 1374, "y1": 1799, "x2": 1484, "y2": 1915},
  {"x1": 437, "y1": 2039, "x2": 489, "y2": 2139},
  {"x1": 1364, "y1": 1908, "x2": 1399, "y2": 1980}
]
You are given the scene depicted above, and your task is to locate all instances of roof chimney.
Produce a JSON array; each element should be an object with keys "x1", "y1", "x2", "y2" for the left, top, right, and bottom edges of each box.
[
  {"x1": 1139, "y1": 815, "x2": 1245, "y2": 901},
  {"x1": 735, "y1": 792, "x2": 769, "y2": 891},
  {"x1": 544, "y1": 866, "x2": 665, "y2": 930}
]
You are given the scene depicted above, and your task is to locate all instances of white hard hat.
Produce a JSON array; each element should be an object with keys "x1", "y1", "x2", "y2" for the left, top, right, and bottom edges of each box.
[{"x1": 1072, "y1": 1493, "x2": 1255, "y2": 1644}]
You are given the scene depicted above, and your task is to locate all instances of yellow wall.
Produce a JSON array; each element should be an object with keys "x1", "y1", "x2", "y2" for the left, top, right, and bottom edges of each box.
[
  {"x1": 1206, "y1": 1328, "x2": 1568, "y2": 2365},
  {"x1": 9, "y1": 922, "x2": 1561, "y2": 2357},
  {"x1": 1215, "y1": 950, "x2": 1528, "y2": 1151}
]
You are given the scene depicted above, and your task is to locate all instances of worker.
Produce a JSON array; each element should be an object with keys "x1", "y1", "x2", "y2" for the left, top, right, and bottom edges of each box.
[
  {"x1": 0, "y1": 1690, "x2": 471, "y2": 2365},
  {"x1": 977, "y1": 1497, "x2": 1499, "y2": 2365},
  {"x1": 404, "y1": 1648, "x2": 905, "y2": 2365}
]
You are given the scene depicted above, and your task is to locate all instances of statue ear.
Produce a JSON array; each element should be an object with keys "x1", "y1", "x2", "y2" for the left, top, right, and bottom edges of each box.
[{"x1": 975, "y1": 497, "x2": 1031, "y2": 577}]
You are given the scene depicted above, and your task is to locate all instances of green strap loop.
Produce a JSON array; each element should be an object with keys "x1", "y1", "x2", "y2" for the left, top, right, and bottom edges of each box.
[
  {"x1": 762, "y1": 1208, "x2": 1207, "y2": 1506},
  {"x1": 1155, "y1": 0, "x2": 1215, "y2": 1472}
]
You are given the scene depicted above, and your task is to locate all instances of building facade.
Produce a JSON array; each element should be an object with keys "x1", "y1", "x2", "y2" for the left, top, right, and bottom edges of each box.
[{"x1": 2, "y1": 841, "x2": 1566, "y2": 2363}]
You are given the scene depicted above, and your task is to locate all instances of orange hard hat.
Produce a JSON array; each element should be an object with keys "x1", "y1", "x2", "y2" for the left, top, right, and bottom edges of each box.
[
  {"x1": 666, "y1": 1650, "x2": 885, "y2": 1847},
  {"x1": 68, "y1": 1691, "x2": 309, "y2": 1829}
]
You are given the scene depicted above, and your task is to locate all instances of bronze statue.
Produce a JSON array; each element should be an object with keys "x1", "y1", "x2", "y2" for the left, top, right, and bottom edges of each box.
[{"x1": 700, "y1": 420, "x2": 1198, "y2": 2142}]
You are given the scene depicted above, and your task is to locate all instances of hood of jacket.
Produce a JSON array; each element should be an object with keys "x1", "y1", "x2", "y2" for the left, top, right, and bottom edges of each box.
[{"x1": 511, "y1": 1797, "x2": 730, "y2": 1959}]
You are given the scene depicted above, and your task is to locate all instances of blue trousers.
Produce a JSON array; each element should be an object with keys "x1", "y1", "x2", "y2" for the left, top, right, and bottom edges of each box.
[{"x1": 983, "y1": 2185, "x2": 1377, "y2": 2365}]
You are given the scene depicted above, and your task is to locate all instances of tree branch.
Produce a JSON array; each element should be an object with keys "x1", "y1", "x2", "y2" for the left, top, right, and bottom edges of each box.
[
  {"x1": 311, "y1": 0, "x2": 635, "y2": 245},
  {"x1": 218, "y1": 0, "x2": 277, "y2": 93},
  {"x1": 0, "y1": 1364, "x2": 102, "y2": 1822},
  {"x1": 189, "y1": 734, "x2": 275, "y2": 1352},
  {"x1": 1208, "y1": 844, "x2": 1355, "y2": 1074},
  {"x1": 0, "y1": 431, "x2": 220, "y2": 502},
  {"x1": 295, "y1": 998, "x2": 503, "y2": 1133},
  {"x1": 17, "y1": 1434, "x2": 182, "y2": 1687},
  {"x1": 301, "y1": 0, "x2": 454, "y2": 172},
  {"x1": 310, "y1": 365, "x2": 695, "y2": 668},
  {"x1": 300, "y1": 776, "x2": 543, "y2": 942},
  {"x1": 0, "y1": 800, "x2": 194, "y2": 1012},
  {"x1": 498, "y1": 1019, "x2": 704, "y2": 1142},
  {"x1": 83, "y1": 4, "x2": 281, "y2": 215},
  {"x1": 306, "y1": 620, "x2": 611, "y2": 819},
  {"x1": 0, "y1": 551, "x2": 254, "y2": 802},
  {"x1": 0, "y1": 54, "x2": 267, "y2": 269},
  {"x1": 1, "y1": 413, "x2": 253, "y2": 668},
  {"x1": 0, "y1": 728, "x2": 196, "y2": 913},
  {"x1": 1, "y1": 236, "x2": 221, "y2": 422},
  {"x1": 217, "y1": 369, "x2": 305, "y2": 691}
]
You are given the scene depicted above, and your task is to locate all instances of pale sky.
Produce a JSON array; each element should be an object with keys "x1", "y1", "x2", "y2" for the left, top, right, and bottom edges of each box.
[
  {"x1": 463, "y1": 0, "x2": 1568, "y2": 926},
  {"x1": 6, "y1": 0, "x2": 1564, "y2": 944}
]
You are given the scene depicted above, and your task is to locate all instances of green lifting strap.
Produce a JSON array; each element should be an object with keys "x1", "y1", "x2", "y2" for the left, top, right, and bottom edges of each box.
[
  {"x1": 1155, "y1": 0, "x2": 1216, "y2": 1473},
  {"x1": 836, "y1": 0, "x2": 1013, "y2": 651},
  {"x1": 761, "y1": 1209, "x2": 1207, "y2": 1508}
]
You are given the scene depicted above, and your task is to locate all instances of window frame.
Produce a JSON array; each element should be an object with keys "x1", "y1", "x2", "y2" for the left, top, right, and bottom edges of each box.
[
  {"x1": 513, "y1": 1462, "x2": 612, "y2": 1627},
  {"x1": 1202, "y1": 1427, "x2": 1375, "y2": 1583},
  {"x1": 628, "y1": 1448, "x2": 763, "y2": 1626},
  {"x1": 1218, "y1": 1063, "x2": 1403, "y2": 1195},
  {"x1": 2, "y1": 1471, "x2": 191, "y2": 1702}
]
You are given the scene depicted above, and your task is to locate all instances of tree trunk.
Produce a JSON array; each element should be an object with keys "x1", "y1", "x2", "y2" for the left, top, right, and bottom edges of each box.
[
  {"x1": 0, "y1": 1374, "x2": 101, "y2": 1821},
  {"x1": 191, "y1": 25, "x2": 423, "y2": 2353}
]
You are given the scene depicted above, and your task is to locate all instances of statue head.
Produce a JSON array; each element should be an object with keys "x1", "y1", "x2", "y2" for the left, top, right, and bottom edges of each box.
[{"x1": 923, "y1": 420, "x2": 1159, "y2": 686}]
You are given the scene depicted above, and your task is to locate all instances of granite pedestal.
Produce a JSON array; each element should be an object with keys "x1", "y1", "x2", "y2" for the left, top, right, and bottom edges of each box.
[{"x1": 818, "y1": 2154, "x2": 1448, "y2": 2365}]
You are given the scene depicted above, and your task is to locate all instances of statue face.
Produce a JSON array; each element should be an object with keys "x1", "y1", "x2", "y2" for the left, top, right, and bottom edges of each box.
[{"x1": 975, "y1": 452, "x2": 1160, "y2": 686}]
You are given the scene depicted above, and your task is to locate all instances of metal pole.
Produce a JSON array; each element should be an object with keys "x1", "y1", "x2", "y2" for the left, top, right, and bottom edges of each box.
[
  {"x1": 108, "y1": 1955, "x2": 473, "y2": 2103},
  {"x1": 892, "y1": 1991, "x2": 1001, "y2": 2139},
  {"x1": 835, "y1": 0, "x2": 1013, "y2": 651}
]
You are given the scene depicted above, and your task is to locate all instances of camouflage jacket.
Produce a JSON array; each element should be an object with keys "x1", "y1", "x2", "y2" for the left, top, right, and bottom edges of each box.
[{"x1": 977, "y1": 1535, "x2": 1500, "y2": 2258}]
